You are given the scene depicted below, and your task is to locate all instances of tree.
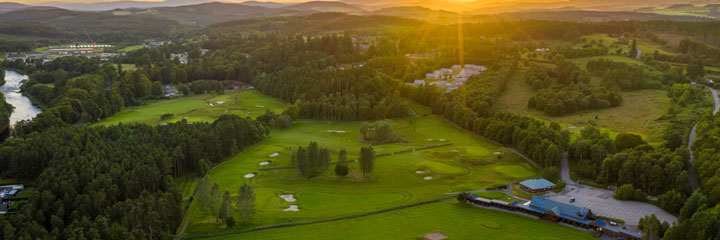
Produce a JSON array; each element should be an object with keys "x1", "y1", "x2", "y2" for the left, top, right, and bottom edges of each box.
[
  {"x1": 225, "y1": 217, "x2": 235, "y2": 228},
  {"x1": 615, "y1": 184, "x2": 635, "y2": 200},
  {"x1": 219, "y1": 191, "x2": 232, "y2": 224},
  {"x1": 335, "y1": 149, "x2": 349, "y2": 177},
  {"x1": 629, "y1": 39, "x2": 638, "y2": 58},
  {"x1": 664, "y1": 132, "x2": 683, "y2": 151},
  {"x1": 284, "y1": 105, "x2": 299, "y2": 120},
  {"x1": 237, "y1": 184, "x2": 255, "y2": 224},
  {"x1": 211, "y1": 183, "x2": 221, "y2": 221},
  {"x1": 615, "y1": 133, "x2": 644, "y2": 151},
  {"x1": 198, "y1": 159, "x2": 210, "y2": 176},
  {"x1": 196, "y1": 178, "x2": 213, "y2": 216},
  {"x1": 639, "y1": 214, "x2": 665, "y2": 240},
  {"x1": 359, "y1": 146, "x2": 375, "y2": 178},
  {"x1": 658, "y1": 190, "x2": 685, "y2": 214},
  {"x1": 541, "y1": 166, "x2": 560, "y2": 183},
  {"x1": 457, "y1": 192, "x2": 468, "y2": 202},
  {"x1": 151, "y1": 81, "x2": 163, "y2": 97},
  {"x1": 680, "y1": 191, "x2": 707, "y2": 220}
]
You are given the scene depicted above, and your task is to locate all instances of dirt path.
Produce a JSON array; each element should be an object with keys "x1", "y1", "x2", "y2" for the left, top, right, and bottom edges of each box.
[
  {"x1": 560, "y1": 152, "x2": 576, "y2": 185},
  {"x1": 175, "y1": 217, "x2": 191, "y2": 240}
]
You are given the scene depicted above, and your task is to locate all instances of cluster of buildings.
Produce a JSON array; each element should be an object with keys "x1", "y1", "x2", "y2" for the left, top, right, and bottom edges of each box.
[
  {"x1": 465, "y1": 195, "x2": 642, "y2": 240},
  {"x1": 0, "y1": 184, "x2": 24, "y2": 214},
  {"x1": 4, "y1": 45, "x2": 120, "y2": 62},
  {"x1": 408, "y1": 64, "x2": 487, "y2": 93}
]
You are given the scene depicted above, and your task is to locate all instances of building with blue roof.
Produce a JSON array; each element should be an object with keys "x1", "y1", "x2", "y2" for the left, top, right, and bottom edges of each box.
[
  {"x1": 462, "y1": 194, "x2": 642, "y2": 240},
  {"x1": 518, "y1": 178, "x2": 556, "y2": 193}
]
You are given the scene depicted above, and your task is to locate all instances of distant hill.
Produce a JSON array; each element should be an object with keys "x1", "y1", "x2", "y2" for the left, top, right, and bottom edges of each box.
[
  {"x1": 38, "y1": 0, "x2": 207, "y2": 11},
  {"x1": 0, "y1": 2, "x2": 43, "y2": 14},
  {"x1": 280, "y1": 1, "x2": 365, "y2": 12},
  {"x1": 239, "y1": 1, "x2": 289, "y2": 8},
  {"x1": 473, "y1": 10, "x2": 713, "y2": 22},
  {"x1": 369, "y1": 6, "x2": 457, "y2": 20},
  {"x1": 138, "y1": 2, "x2": 280, "y2": 26}
]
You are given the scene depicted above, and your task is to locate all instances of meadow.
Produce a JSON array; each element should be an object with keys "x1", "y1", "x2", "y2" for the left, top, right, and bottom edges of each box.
[
  {"x1": 96, "y1": 89, "x2": 286, "y2": 126},
  {"x1": 205, "y1": 200, "x2": 595, "y2": 240},
  {"x1": 181, "y1": 104, "x2": 541, "y2": 236},
  {"x1": 496, "y1": 69, "x2": 668, "y2": 142}
]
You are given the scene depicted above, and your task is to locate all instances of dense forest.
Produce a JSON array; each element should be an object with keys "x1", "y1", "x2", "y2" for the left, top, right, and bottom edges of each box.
[{"x1": 0, "y1": 115, "x2": 266, "y2": 239}]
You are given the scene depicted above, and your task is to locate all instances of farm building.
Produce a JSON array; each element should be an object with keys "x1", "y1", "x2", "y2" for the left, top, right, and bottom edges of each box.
[{"x1": 518, "y1": 178, "x2": 556, "y2": 193}]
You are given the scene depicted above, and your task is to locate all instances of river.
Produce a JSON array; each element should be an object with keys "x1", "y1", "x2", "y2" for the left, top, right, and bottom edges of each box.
[{"x1": 1, "y1": 70, "x2": 42, "y2": 128}]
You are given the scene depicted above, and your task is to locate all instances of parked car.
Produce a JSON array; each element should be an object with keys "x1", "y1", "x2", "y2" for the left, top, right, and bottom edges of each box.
[{"x1": 570, "y1": 197, "x2": 575, "y2": 203}]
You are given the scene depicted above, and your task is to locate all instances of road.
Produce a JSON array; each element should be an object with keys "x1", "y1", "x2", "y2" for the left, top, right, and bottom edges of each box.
[
  {"x1": 687, "y1": 86, "x2": 719, "y2": 191},
  {"x1": 556, "y1": 153, "x2": 677, "y2": 226}
]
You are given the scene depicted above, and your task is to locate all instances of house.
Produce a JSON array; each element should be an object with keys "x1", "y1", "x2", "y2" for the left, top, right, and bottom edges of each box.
[
  {"x1": 440, "y1": 68, "x2": 453, "y2": 75},
  {"x1": 414, "y1": 80, "x2": 426, "y2": 86},
  {"x1": 595, "y1": 218, "x2": 643, "y2": 240},
  {"x1": 162, "y1": 85, "x2": 179, "y2": 96},
  {"x1": 25, "y1": 52, "x2": 45, "y2": 59},
  {"x1": 535, "y1": 48, "x2": 550, "y2": 52},
  {"x1": 452, "y1": 65, "x2": 461, "y2": 70},
  {"x1": 430, "y1": 81, "x2": 449, "y2": 88},
  {"x1": 518, "y1": 178, "x2": 556, "y2": 193}
]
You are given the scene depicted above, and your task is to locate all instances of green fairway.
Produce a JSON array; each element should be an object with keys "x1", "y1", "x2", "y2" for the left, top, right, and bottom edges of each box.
[
  {"x1": 181, "y1": 112, "x2": 540, "y2": 235},
  {"x1": 205, "y1": 200, "x2": 595, "y2": 240},
  {"x1": 118, "y1": 45, "x2": 144, "y2": 52},
  {"x1": 96, "y1": 90, "x2": 287, "y2": 126}
]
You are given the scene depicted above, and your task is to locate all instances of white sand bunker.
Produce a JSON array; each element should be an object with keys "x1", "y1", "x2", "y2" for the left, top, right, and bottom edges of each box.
[
  {"x1": 269, "y1": 152, "x2": 279, "y2": 158},
  {"x1": 280, "y1": 194, "x2": 296, "y2": 202},
  {"x1": 416, "y1": 170, "x2": 425, "y2": 174},
  {"x1": 493, "y1": 152, "x2": 502, "y2": 155},
  {"x1": 256, "y1": 105, "x2": 265, "y2": 108},
  {"x1": 259, "y1": 161, "x2": 270, "y2": 166},
  {"x1": 328, "y1": 130, "x2": 336, "y2": 133},
  {"x1": 284, "y1": 205, "x2": 299, "y2": 212},
  {"x1": 568, "y1": 126, "x2": 577, "y2": 129},
  {"x1": 427, "y1": 139, "x2": 434, "y2": 141},
  {"x1": 208, "y1": 103, "x2": 214, "y2": 107},
  {"x1": 439, "y1": 139, "x2": 446, "y2": 142},
  {"x1": 451, "y1": 149, "x2": 459, "y2": 152},
  {"x1": 424, "y1": 176, "x2": 433, "y2": 180},
  {"x1": 335, "y1": 130, "x2": 346, "y2": 133},
  {"x1": 244, "y1": 173, "x2": 256, "y2": 178}
]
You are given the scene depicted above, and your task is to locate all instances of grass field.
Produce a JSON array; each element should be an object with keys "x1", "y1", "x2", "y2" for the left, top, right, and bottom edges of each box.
[
  {"x1": 181, "y1": 105, "x2": 541, "y2": 235},
  {"x1": 206, "y1": 200, "x2": 595, "y2": 240},
  {"x1": 96, "y1": 90, "x2": 287, "y2": 126},
  {"x1": 497, "y1": 68, "x2": 669, "y2": 142},
  {"x1": 118, "y1": 45, "x2": 144, "y2": 52}
]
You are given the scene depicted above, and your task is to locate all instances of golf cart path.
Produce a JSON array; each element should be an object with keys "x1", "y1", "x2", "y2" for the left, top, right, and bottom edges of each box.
[{"x1": 687, "y1": 86, "x2": 719, "y2": 191}]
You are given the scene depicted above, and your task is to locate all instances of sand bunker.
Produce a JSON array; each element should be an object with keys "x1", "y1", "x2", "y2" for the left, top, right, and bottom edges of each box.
[
  {"x1": 216, "y1": 101, "x2": 225, "y2": 104},
  {"x1": 255, "y1": 105, "x2": 265, "y2": 108},
  {"x1": 269, "y1": 153, "x2": 279, "y2": 158},
  {"x1": 280, "y1": 194, "x2": 296, "y2": 202},
  {"x1": 439, "y1": 139, "x2": 446, "y2": 142},
  {"x1": 451, "y1": 149, "x2": 459, "y2": 152},
  {"x1": 335, "y1": 130, "x2": 346, "y2": 133},
  {"x1": 493, "y1": 152, "x2": 502, "y2": 155},
  {"x1": 416, "y1": 170, "x2": 425, "y2": 174},
  {"x1": 208, "y1": 103, "x2": 214, "y2": 107},
  {"x1": 427, "y1": 139, "x2": 434, "y2": 141},
  {"x1": 284, "y1": 205, "x2": 299, "y2": 212},
  {"x1": 424, "y1": 176, "x2": 433, "y2": 180},
  {"x1": 568, "y1": 126, "x2": 577, "y2": 129},
  {"x1": 328, "y1": 130, "x2": 336, "y2": 133},
  {"x1": 244, "y1": 173, "x2": 256, "y2": 178},
  {"x1": 259, "y1": 161, "x2": 270, "y2": 166}
]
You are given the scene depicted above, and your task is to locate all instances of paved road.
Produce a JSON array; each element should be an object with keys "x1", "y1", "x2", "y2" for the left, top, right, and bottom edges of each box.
[
  {"x1": 687, "y1": 86, "x2": 719, "y2": 191},
  {"x1": 557, "y1": 153, "x2": 677, "y2": 226}
]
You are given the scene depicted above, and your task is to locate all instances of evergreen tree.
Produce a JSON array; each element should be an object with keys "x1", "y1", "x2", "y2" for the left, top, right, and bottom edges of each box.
[
  {"x1": 220, "y1": 191, "x2": 232, "y2": 224},
  {"x1": 237, "y1": 184, "x2": 255, "y2": 224},
  {"x1": 335, "y1": 149, "x2": 349, "y2": 177},
  {"x1": 359, "y1": 146, "x2": 375, "y2": 178},
  {"x1": 196, "y1": 178, "x2": 213, "y2": 216},
  {"x1": 211, "y1": 183, "x2": 221, "y2": 222},
  {"x1": 629, "y1": 39, "x2": 638, "y2": 58}
]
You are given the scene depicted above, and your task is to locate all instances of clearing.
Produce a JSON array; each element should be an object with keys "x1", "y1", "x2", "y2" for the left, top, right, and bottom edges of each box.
[{"x1": 96, "y1": 89, "x2": 286, "y2": 126}]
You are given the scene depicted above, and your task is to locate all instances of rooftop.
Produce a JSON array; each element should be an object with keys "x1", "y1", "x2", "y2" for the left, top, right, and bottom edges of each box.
[{"x1": 519, "y1": 178, "x2": 556, "y2": 190}]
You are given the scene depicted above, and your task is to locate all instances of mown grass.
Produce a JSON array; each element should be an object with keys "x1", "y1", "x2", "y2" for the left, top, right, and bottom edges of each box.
[
  {"x1": 182, "y1": 113, "x2": 540, "y2": 235},
  {"x1": 206, "y1": 200, "x2": 595, "y2": 240},
  {"x1": 96, "y1": 90, "x2": 287, "y2": 126},
  {"x1": 118, "y1": 45, "x2": 144, "y2": 52}
]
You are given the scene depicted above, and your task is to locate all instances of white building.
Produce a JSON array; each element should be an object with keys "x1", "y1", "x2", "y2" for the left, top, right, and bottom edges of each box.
[{"x1": 414, "y1": 80, "x2": 426, "y2": 86}]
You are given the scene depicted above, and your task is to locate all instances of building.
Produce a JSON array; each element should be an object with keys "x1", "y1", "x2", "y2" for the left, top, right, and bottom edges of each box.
[
  {"x1": 413, "y1": 80, "x2": 426, "y2": 86},
  {"x1": 518, "y1": 178, "x2": 556, "y2": 193},
  {"x1": 162, "y1": 85, "x2": 179, "y2": 97},
  {"x1": 464, "y1": 195, "x2": 642, "y2": 240},
  {"x1": 47, "y1": 48, "x2": 97, "y2": 55}
]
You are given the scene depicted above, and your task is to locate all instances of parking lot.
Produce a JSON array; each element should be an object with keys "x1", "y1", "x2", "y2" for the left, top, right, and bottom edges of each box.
[{"x1": 544, "y1": 184, "x2": 677, "y2": 226}]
